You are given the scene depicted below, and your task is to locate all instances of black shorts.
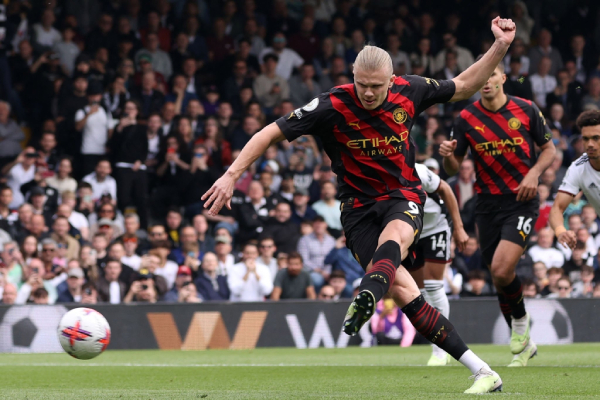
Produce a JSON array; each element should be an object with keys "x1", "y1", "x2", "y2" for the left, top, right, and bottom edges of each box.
[
  {"x1": 340, "y1": 197, "x2": 424, "y2": 271},
  {"x1": 475, "y1": 194, "x2": 539, "y2": 266},
  {"x1": 414, "y1": 227, "x2": 452, "y2": 268}
]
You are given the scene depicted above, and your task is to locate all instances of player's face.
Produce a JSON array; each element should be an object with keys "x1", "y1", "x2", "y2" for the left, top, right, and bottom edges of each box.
[
  {"x1": 581, "y1": 126, "x2": 600, "y2": 159},
  {"x1": 353, "y1": 67, "x2": 394, "y2": 110},
  {"x1": 480, "y1": 67, "x2": 506, "y2": 100}
]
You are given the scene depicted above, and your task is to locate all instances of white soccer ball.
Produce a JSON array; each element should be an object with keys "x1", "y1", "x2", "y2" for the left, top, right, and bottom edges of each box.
[{"x1": 57, "y1": 308, "x2": 111, "y2": 359}]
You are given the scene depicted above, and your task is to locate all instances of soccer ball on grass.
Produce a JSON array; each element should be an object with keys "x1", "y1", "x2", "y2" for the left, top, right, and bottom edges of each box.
[{"x1": 57, "y1": 307, "x2": 111, "y2": 359}]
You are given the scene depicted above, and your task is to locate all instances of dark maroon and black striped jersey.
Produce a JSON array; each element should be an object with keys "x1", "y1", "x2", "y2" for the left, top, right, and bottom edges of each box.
[
  {"x1": 452, "y1": 95, "x2": 552, "y2": 195},
  {"x1": 275, "y1": 76, "x2": 455, "y2": 204}
]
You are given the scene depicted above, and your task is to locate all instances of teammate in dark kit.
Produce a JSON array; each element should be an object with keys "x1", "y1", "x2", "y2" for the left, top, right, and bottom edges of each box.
[
  {"x1": 203, "y1": 17, "x2": 518, "y2": 394},
  {"x1": 440, "y1": 60, "x2": 556, "y2": 367}
]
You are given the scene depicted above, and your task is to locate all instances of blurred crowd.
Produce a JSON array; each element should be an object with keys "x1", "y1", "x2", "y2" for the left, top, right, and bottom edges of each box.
[{"x1": 0, "y1": 0, "x2": 600, "y2": 305}]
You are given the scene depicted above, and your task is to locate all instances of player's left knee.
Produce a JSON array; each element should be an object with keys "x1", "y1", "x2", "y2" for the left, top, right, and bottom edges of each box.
[{"x1": 490, "y1": 263, "x2": 514, "y2": 284}]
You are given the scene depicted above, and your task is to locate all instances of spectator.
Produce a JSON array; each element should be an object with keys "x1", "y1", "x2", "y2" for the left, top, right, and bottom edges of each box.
[
  {"x1": 504, "y1": 57, "x2": 533, "y2": 100},
  {"x1": 214, "y1": 234, "x2": 235, "y2": 276},
  {"x1": 228, "y1": 243, "x2": 273, "y2": 301},
  {"x1": 259, "y1": 32, "x2": 304, "y2": 80},
  {"x1": 312, "y1": 181, "x2": 342, "y2": 234},
  {"x1": 148, "y1": 244, "x2": 178, "y2": 290},
  {"x1": 271, "y1": 251, "x2": 315, "y2": 300},
  {"x1": 447, "y1": 159, "x2": 476, "y2": 210},
  {"x1": 540, "y1": 267, "x2": 564, "y2": 297},
  {"x1": 90, "y1": 210, "x2": 124, "y2": 241},
  {"x1": 433, "y1": 32, "x2": 473, "y2": 74},
  {"x1": 297, "y1": 215, "x2": 335, "y2": 291},
  {"x1": 253, "y1": 53, "x2": 289, "y2": 111},
  {"x1": 461, "y1": 270, "x2": 492, "y2": 297},
  {"x1": 171, "y1": 226, "x2": 202, "y2": 271},
  {"x1": 32, "y1": 287, "x2": 50, "y2": 304},
  {"x1": 56, "y1": 267, "x2": 85, "y2": 303},
  {"x1": 530, "y1": 57, "x2": 557, "y2": 110},
  {"x1": 256, "y1": 236, "x2": 278, "y2": 280},
  {"x1": 290, "y1": 188, "x2": 317, "y2": 225},
  {"x1": 522, "y1": 277, "x2": 538, "y2": 298},
  {"x1": 263, "y1": 202, "x2": 301, "y2": 254},
  {"x1": 582, "y1": 76, "x2": 600, "y2": 111},
  {"x1": 289, "y1": 63, "x2": 321, "y2": 108},
  {"x1": 318, "y1": 284, "x2": 336, "y2": 300},
  {"x1": 140, "y1": 11, "x2": 171, "y2": 52},
  {"x1": 206, "y1": 18, "x2": 235, "y2": 64},
  {"x1": 550, "y1": 277, "x2": 573, "y2": 299},
  {"x1": 45, "y1": 158, "x2": 77, "y2": 195},
  {"x1": 82, "y1": 160, "x2": 117, "y2": 203},
  {"x1": 180, "y1": 144, "x2": 221, "y2": 218},
  {"x1": 324, "y1": 233, "x2": 364, "y2": 291},
  {"x1": 75, "y1": 82, "x2": 113, "y2": 176},
  {"x1": 123, "y1": 271, "x2": 159, "y2": 304},
  {"x1": 15, "y1": 258, "x2": 57, "y2": 304},
  {"x1": 528, "y1": 29, "x2": 563, "y2": 76},
  {"x1": 164, "y1": 208, "x2": 184, "y2": 249},
  {"x1": 109, "y1": 100, "x2": 149, "y2": 228},
  {"x1": 153, "y1": 134, "x2": 192, "y2": 217},
  {"x1": 163, "y1": 266, "x2": 200, "y2": 302},
  {"x1": 235, "y1": 181, "x2": 270, "y2": 245},
  {"x1": 534, "y1": 184, "x2": 552, "y2": 233},
  {"x1": 288, "y1": 16, "x2": 320, "y2": 64},
  {"x1": 132, "y1": 71, "x2": 166, "y2": 120},
  {"x1": 371, "y1": 299, "x2": 416, "y2": 346},
  {"x1": 38, "y1": 131, "x2": 61, "y2": 172},
  {"x1": 571, "y1": 264, "x2": 594, "y2": 298},
  {"x1": 32, "y1": 10, "x2": 61, "y2": 54},
  {"x1": 1, "y1": 282, "x2": 17, "y2": 304},
  {"x1": 546, "y1": 69, "x2": 583, "y2": 121},
  {"x1": 328, "y1": 270, "x2": 350, "y2": 299},
  {"x1": 509, "y1": 1, "x2": 534, "y2": 45},
  {"x1": 50, "y1": 216, "x2": 80, "y2": 261},
  {"x1": 2, "y1": 148, "x2": 37, "y2": 208},
  {"x1": 193, "y1": 214, "x2": 215, "y2": 255},
  {"x1": 1, "y1": 240, "x2": 24, "y2": 286},
  {"x1": 530, "y1": 227, "x2": 565, "y2": 267},
  {"x1": 386, "y1": 33, "x2": 411, "y2": 76},
  {"x1": 0, "y1": 186, "x2": 18, "y2": 237},
  {"x1": 53, "y1": 26, "x2": 80, "y2": 76},
  {"x1": 195, "y1": 252, "x2": 230, "y2": 301},
  {"x1": 96, "y1": 258, "x2": 127, "y2": 304},
  {"x1": 135, "y1": 33, "x2": 173, "y2": 80},
  {"x1": 122, "y1": 235, "x2": 141, "y2": 270},
  {"x1": 0, "y1": 101, "x2": 25, "y2": 168},
  {"x1": 165, "y1": 74, "x2": 198, "y2": 116},
  {"x1": 410, "y1": 38, "x2": 436, "y2": 77},
  {"x1": 81, "y1": 282, "x2": 98, "y2": 304},
  {"x1": 581, "y1": 205, "x2": 598, "y2": 236}
]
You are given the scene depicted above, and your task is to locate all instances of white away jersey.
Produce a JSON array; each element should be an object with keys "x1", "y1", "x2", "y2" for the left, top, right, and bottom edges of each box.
[
  {"x1": 415, "y1": 163, "x2": 450, "y2": 237},
  {"x1": 558, "y1": 154, "x2": 600, "y2": 214}
]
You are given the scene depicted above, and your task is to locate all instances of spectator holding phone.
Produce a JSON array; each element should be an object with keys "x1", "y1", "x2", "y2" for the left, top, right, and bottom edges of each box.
[
  {"x1": 15, "y1": 258, "x2": 58, "y2": 304},
  {"x1": 163, "y1": 266, "x2": 201, "y2": 302},
  {"x1": 109, "y1": 100, "x2": 149, "y2": 229},
  {"x1": 56, "y1": 267, "x2": 85, "y2": 303},
  {"x1": 75, "y1": 81, "x2": 114, "y2": 177}
]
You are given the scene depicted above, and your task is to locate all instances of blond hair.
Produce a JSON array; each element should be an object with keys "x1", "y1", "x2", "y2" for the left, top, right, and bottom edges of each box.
[{"x1": 353, "y1": 45, "x2": 393, "y2": 76}]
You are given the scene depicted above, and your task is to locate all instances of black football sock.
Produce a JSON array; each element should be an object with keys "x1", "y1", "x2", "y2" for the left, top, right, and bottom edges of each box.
[
  {"x1": 357, "y1": 240, "x2": 401, "y2": 301},
  {"x1": 402, "y1": 294, "x2": 469, "y2": 361},
  {"x1": 502, "y1": 275, "x2": 526, "y2": 320},
  {"x1": 497, "y1": 293, "x2": 512, "y2": 328}
]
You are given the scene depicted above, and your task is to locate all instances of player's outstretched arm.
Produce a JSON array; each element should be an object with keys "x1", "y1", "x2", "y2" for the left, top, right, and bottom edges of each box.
[
  {"x1": 202, "y1": 123, "x2": 286, "y2": 215},
  {"x1": 549, "y1": 192, "x2": 577, "y2": 249},
  {"x1": 436, "y1": 180, "x2": 469, "y2": 252},
  {"x1": 450, "y1": 17, "x2": 515, "y2": 102}
]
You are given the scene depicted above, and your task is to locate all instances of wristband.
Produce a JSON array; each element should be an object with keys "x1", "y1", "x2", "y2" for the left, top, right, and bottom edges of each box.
[{"x1": 554, "y1": 226, "x2": 567, "y2": 237}]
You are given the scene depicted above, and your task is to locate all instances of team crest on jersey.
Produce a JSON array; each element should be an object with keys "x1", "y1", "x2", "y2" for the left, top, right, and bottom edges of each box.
[
  {"x1": 508, "y1": 117, "x2": 521, "y2": 130},
  {"x1": 393, "y1": 108, "x2": 407, "y2": 124}
]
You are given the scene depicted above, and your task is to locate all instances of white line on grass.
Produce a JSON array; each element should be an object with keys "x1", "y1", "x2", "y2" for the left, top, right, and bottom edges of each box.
[{"x1": 0, "y1": 363, "x2": 599, "y2": 368}]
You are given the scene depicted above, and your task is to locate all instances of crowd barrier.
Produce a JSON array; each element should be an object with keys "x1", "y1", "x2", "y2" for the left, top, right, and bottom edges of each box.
[{"x1": 0, "y1": 298, "x2": 598, "y2": 353}]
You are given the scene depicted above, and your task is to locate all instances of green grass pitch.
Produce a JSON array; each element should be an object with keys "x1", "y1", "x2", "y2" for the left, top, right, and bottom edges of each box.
[{"x1": 2, "y1": 344, "x2": 600, "y2": 399}]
